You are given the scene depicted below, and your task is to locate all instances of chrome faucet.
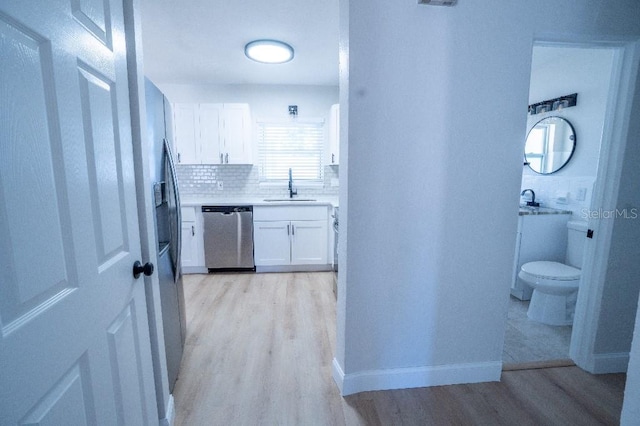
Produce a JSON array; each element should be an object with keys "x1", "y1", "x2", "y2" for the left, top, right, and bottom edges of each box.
[
  {"x1": 521, "y1": 188, "x2": 539, "y2": 207},
  {"x1": 288, "y1": 168, "x2": 297, "y2": 198}
]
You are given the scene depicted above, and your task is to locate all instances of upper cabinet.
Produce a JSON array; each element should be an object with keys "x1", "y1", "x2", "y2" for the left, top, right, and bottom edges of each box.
[
  {"x1": 173, "y1": 103, "x2": 253, "y2": 165},
  {"x1": 328, "y1": 103, "x2": 339, "y2": 165}
]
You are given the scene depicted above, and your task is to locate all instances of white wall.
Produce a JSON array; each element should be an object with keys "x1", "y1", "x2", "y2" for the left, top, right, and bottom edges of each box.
[
  {"x1": 335, "y1": 0, "x2": 640, "y2": 395},
  {"x1": 521, "y1": 46, "x2": 615, "y2": 218},
  {"x1": 622, "y1": 298, "x2": 640, "y2": 424}
]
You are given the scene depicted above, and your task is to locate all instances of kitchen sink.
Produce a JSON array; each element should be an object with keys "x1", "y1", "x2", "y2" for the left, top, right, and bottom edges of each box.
[{"x1": 263, "y1": 198, "x2": 317, "y2": 202}]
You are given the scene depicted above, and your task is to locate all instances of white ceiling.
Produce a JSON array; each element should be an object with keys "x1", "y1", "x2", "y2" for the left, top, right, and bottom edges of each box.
[{"x1": 140, "y1": 0, "x2": 340, "y2": 87}]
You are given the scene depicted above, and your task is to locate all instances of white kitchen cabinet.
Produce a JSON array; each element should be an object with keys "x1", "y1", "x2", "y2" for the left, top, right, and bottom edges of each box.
[
  {"x1": 173, "y1": 103, "x2": 252, "y2": 165},
  {"x1": 511, "y1": 211, "x2": 571, "y2": 300},
  {"x1": 199, "y1": 103, "x2": 222, "y2": 164},
  {"x1": 290, "y1": 220, "x2": 328, "y2": 265},
  {"x1": 173, "y1": 103, "x2": 199, "y2": 164},
  {"x1": 327, "y1": 103, "x2": 339, "y2": 165},
  {"x1": 253, "y1": 206, "x2": 329, "y2": 270},
  {"x1": 221, "y1": 103, "x2": 252, "y2": 164},
  {"x1": 253, "y1": 220, "x2": 291, "y2": 266},
  {"x1": 180, "y1": 207, "x2": 206, "y2": 273}
]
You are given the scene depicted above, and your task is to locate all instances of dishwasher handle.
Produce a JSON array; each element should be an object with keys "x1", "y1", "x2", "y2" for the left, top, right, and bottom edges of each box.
[{"x1": 202, "y1": 205, "x2": 253, "y2": 214}]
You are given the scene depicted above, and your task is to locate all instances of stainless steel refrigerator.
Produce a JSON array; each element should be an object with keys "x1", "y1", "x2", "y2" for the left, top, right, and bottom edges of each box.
[{"x1": 145, "y1": 78, "x2": 186, "y2": 393}]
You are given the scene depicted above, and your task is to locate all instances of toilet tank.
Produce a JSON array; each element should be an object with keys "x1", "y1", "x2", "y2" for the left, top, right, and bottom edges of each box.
[{"x1": 566, "y1": 220, "x2": 588, "y2": 268}]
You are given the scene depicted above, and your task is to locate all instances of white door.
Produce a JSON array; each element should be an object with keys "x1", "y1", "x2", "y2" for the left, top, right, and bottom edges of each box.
[
  {"x1": 0, "y1": 1, "x2": 157, "y2": 424},
  {"x1": 223, "y1": 103, "x2": 251, "y2": 164},
  {"x1": 181, "y1": 220, "x2": 198, "y2": 268},
  {"x1": 199, "y1": 103, "x2": 223, "y2": 164},
  {"x1": 328, "y1": 103, "x2": 340, "y2": 165},
  {"x1": 291, "y1": 220, "x2": 328, "y2": 265},
  {"x1": 173, "y1": 103, "x2": 199, "y2": 164},
  {"x1": 253, "y1": 221, "x2": 291, "y2": 266}
]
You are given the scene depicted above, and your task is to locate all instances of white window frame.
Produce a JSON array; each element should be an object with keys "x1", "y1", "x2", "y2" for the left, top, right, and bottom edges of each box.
[{"x1": 257, "y1": 119, "x2": 325, "y2": 185}]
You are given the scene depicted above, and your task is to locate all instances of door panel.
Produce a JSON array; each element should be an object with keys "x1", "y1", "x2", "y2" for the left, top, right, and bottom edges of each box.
[
  {"x1": 0, "y1": 1, "x2": 156, "y2": 424},
  {"x1": 71, "y1": 0, "x2": 112, "y2": 48},
  {"x1": 0, "y1": 13, "x2": 77, "y2": 328},
  {"x1": 173, "y1": 104, "x2": 198, "y2": 164},
  {"x1": 107, "y1": 302, "x2": 147, "y2": 426},
  {"x1": 19, "y1": 354, "x2": 96, "y2": 426},
  {"x1": 291, "y1": 220, "x2": 328, "y2": 265},
  {"x1": 199, "y1": 103, "x2": 222, "y2": 164},
  {"x1": 78, "y1": 62, "x2": 128, "y2": 265},
  {"x1": 254, "y1": 221, "x2": 291, "y2": 266}
]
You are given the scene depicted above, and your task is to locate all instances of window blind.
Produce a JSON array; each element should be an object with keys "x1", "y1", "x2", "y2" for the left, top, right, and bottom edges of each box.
[{"x1": 257, "y1": 121, "x2": 325, "y2": 182}]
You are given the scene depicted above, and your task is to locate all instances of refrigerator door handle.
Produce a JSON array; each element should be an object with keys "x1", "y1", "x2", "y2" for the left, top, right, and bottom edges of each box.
[{"x1": 164, "y1": 138, "x2": 182, "y2": 282}]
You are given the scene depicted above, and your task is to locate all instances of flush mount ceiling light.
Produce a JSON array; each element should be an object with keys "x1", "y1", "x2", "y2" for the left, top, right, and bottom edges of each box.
[{"x1": 244, "y1": 40, "x2": 294, "y2": 64}]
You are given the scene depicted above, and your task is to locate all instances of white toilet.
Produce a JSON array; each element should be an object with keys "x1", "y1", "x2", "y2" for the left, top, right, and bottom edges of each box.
[{"x1": 518, "y1": 220, "x2": 588, "y2": 326}]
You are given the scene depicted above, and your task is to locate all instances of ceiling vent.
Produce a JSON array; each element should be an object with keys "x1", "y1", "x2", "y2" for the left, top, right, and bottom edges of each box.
[{"x1": 418, "y1": 0, "x2": 457, "y2": 5}]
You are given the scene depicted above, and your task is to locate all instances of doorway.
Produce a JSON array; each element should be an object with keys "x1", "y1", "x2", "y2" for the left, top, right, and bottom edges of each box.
[{"x1": 503, "y1": 43, "x2": 619, "y2": 367}]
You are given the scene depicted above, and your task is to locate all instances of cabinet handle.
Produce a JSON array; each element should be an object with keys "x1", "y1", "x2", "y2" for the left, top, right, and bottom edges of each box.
[
  {"x1": 291, "y1": 224, "x2": 295, "y2": 235},
  {"x1": 220, "y1": 153, "x2": 223, "y2": 164},
  {"x1": 177, "y1": 152, "x2": 181, "y2": 163},
  {"x1": 225, "y1": 153, "x2": 229, "y2": 163},
  {"x1": 191, "y1": 225, "x2": 195, "y2": 236},
  {"x1": 287, "y1": 224, "x2": 290, "y2": 235},
  {"x1": 332, "y1": 153, "x2": 335, "y2": 164}
]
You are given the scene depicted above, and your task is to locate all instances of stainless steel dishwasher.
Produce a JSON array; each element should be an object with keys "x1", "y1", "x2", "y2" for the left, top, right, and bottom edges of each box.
[{"x1": 202, "y1": 206, "x2": 255, "y2": 270}]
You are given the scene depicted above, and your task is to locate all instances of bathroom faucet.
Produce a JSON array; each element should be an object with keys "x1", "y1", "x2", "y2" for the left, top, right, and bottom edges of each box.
[
  {"x1": 288, "y1": 168, "x2": 297, "y2": 199},
  {"x1": 521, "y1": 189, "x2": 540, "y2": 207}
]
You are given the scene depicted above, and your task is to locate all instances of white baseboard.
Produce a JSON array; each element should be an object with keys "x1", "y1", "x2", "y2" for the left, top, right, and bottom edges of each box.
[
  {"x1": 590, "y1": 352, "x2": 630, "y2": 373},
  {"x1": 160, "y1": 394, "x2": 175, "y2": 426},
  {"x1": 256, "y1": 264, "x2": 332, "y2": 273},
  {"x1": 332, "y1": 357, "x2": 502, "y2": 396},
  {"x1": 182, "y1": 266, "x2": 207, "y2": 274}
]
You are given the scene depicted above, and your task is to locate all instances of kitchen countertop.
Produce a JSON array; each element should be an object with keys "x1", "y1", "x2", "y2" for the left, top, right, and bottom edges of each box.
[
  {"x1": 180, "y1": 196, "x2": 338, "y2": 208},
  {"x1": 518, "y1": 206, "x2": 572, "y2": 216}
]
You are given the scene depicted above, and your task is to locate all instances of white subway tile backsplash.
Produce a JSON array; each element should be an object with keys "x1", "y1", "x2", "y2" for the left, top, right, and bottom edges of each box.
[{"x1": 176, "y1": 164, "x2": 339, "y2": 199}]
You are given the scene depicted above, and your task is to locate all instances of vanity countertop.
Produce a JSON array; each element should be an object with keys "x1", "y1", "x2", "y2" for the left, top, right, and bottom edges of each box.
[{"x1": 519, "y1": 206, "x2": 572, "y2": 216}]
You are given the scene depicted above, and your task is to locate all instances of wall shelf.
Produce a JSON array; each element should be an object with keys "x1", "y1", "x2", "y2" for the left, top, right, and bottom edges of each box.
[{"x1": 528, "y1": 93, "x2": 577, "y2": 115}]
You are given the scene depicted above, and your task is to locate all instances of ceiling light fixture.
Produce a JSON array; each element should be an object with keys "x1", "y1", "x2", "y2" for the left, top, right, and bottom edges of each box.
[{"x1": 244, "y1": 40, "x2": 294, "y2": 64}]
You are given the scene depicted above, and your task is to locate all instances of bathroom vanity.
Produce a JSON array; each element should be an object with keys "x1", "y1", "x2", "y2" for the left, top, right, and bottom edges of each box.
[{"x1": 511, "y1": 207, "x2": 572, "y2": 300}]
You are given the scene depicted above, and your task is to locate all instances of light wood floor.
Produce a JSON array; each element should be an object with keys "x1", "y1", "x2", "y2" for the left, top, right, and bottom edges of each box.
[{"x1": 174, "y1": 272, "x2": 626, "y2": 425}]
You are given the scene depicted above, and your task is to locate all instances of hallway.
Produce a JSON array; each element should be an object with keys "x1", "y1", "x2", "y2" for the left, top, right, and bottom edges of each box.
[{"x1": 173, "y1": 272, "x2": 625, "y2": 425}]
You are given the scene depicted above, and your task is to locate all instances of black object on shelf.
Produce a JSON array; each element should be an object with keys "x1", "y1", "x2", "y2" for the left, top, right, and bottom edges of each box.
[{"x1": 528, "y1": 93, "x2": 577, "y2": 115}]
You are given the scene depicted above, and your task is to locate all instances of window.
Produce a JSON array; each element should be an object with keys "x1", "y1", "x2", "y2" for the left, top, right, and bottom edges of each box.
[{"x1": 257, "y1": 120, "x2": 325, "y2": 183}]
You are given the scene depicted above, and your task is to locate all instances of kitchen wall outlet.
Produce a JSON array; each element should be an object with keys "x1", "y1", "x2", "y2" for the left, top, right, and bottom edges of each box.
[
  {"x1": 217, "y1": 181, "x2": 223, "y2": 190},
  {"x1": 575, "y1": 187, "x2": 587, "y2": 201}
]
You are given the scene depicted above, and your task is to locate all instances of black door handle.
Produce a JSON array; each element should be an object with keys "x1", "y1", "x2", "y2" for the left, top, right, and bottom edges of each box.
[{"x1": 133, "y1": 261, "x2": 154, "y2": 279}]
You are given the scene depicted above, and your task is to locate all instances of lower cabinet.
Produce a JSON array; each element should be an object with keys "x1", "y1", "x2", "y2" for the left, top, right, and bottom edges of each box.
[
  {"x1": 253, "y1": 206, "x2": 329, "y2": 270},
  {"x1": 180, "y1": 207, "x2": 205, "y2": 273},
  {"x1": 253, "y1": 221, "x2": 290, "y2": 265}
]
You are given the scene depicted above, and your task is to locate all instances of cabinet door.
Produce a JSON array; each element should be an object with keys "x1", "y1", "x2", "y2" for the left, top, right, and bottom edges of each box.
[
  {"x1": 173, "y1": 103, "x2": 199, "y2": 164},
  {"x1": 222, "y1": 103, "x2": 252, "y2": 164},
  {"x1": 328, "y1": 103, "x2": 339, "y2": 165},
  {"x1": 291, "y1": 220, "x2": 328, "y2": 265},
  {"x1": 181, "y1": 221, "x2": 199, "y2": 268},
  {"x1": 199, "y1": 104, "x2": 223, "y2": 164},
  {"x1": 254, "y1": 220, "x2": 291, "y2": 266}
]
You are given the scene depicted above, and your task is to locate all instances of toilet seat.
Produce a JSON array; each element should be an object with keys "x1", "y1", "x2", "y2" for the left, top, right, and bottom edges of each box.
[
  {"x1": 520, "y1": 261, "x2": 581, "y2": 281},
  {"x1": 519, "y1": 261, "x2": 580, "y2": 296}
]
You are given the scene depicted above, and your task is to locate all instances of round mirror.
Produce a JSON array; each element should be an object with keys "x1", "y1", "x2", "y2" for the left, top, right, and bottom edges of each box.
[{"x1": 524, "y1": 116, "x2": 576, "y2": 174}]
